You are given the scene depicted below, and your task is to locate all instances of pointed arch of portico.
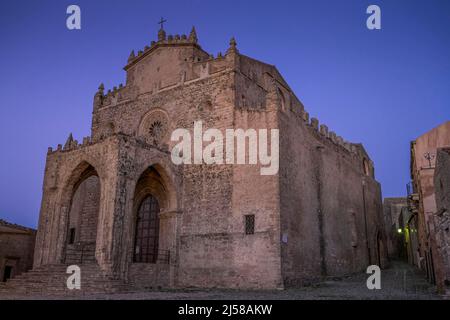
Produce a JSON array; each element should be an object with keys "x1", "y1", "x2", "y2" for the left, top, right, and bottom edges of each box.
[
  {"x1": 60, "y1": 161, "x2": 101, "y2": 204},
  {"x1": 132, "y1": 161, "x2": 179, "y2": 213},
  {"x1": 55, "y1": 159, "x2": 106, "y2": 265},
  {"x1": 124, "y1": 159, "x2": 181, "y2": 269}
]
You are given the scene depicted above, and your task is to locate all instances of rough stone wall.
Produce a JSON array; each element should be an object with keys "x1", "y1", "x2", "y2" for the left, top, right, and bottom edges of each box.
[
  {"x1": 411, "y1": 121, "x2": 450, "y2": 291},
  {"x1": 127, "y1": 263, "x2": 170, "y2": 289},
  {"x1": 261, "y1": 67, "x2": 386, "y2": 286},
  {"x1": 178, "y1": 69, "x2": 284, "y2": 289},
  {"x1": 435, "y1": 148, "x2": 450, "y2": 214},
  {"x1": 228, "y1": 111, "x2": 282, "y2": 289},
  {"x1": 234, "y1": 53, "x2": 386, "y2": 286},
  {"x1": 362, "y1": 174, "x2": 387, "y2": 268},
  {"x1": 125, "y1": 45, "x2": 210, "y2": 95},
  {"x1": 412, "y1": 122, "x2": 450, "y2": 239},
  {"x1": 0, "y1": 223, "x2": 36, "y2": 280},
  {"x1": 434, "y1": 148, "x2": 450, "y2": 284},
  {"x1": 68, "y1": 175, "x2": 100, "y2": 244},
  {"x1": 278, "y1": 111, "x2": 386, "y2": 285},
  {"x1": 178, "y1": 54, "x2": 286, "y2": 289}
]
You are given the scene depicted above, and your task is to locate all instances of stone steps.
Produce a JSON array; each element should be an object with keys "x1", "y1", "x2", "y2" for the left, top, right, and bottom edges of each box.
[{"x1": 0, "y1": 263, "x2": 130, "y2": 297}]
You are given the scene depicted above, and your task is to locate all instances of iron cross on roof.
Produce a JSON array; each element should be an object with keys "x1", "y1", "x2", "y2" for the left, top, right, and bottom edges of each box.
[{"x1": 158, "y1": 17, "x2": 167, "y2": 29}]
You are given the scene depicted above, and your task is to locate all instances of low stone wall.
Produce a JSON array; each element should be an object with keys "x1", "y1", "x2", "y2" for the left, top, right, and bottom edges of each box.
[{"x1": 127, "y1": 263, "x2": 170, "y2": 290}]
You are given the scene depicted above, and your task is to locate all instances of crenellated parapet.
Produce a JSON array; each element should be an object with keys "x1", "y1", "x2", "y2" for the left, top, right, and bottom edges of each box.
[
  {"x1": 299, "y1": 111, "x2": 375, "y2": 177},
  {"x1": 47, "y1": 133, "x2": 93, "y2": 155},
  {"x1": 125, "y1": 26, "x2": 201, "y2": 70},
  {"x1": 93, "y1": 82, "x2": 133, "y2": 110},
  {"x1": 302, "y1": 112, "x2": 355, "y2": 152}
]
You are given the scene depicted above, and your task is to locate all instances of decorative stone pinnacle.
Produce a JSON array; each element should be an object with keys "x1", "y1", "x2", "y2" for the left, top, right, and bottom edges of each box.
[
  {"x1": 189, "y1": 26, "x2": 198, "y2": 43},
  {"x1": 158, "y1": 28, "x2": 166, "y2": 42},
  {"x1": 128, "y1": 50, "x2": 135, "y2": 62},
  {"x1": 226, "y1": 37, "x2": 238, "y2": 55},
  {"x1": 230, "y1": 37, "x2": 237, "y2": 48},
  {"x1": 98, "y1": 83, "x2": 104, "y2": 93},
  {"x1": 64, "y1": 133, "x2": 74, "y2": 150}
]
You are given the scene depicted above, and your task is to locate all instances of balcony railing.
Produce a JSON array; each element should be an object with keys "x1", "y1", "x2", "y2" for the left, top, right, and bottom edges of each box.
[{"x1": 406, "y1": 181, "x2": 419, "y2": 214}]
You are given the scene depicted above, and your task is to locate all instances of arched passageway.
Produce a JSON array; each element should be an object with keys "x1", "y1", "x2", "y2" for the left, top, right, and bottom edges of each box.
[{"x1": 65, "y1": 164, "x2": 101, "y2": 264}]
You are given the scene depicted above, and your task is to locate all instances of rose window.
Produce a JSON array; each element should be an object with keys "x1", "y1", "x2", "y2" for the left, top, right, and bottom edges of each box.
[{"x1": 149, "y1": 120, "x2": 164, "y2": 140}]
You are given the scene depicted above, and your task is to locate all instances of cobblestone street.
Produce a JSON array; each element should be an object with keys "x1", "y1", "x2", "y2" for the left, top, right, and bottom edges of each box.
[
  {"x1": 1, "y1": 260, "x2": 446, "y2": 300},
  {"x1": 102, "y1": 261, "x2": 443, "y2": 300}
]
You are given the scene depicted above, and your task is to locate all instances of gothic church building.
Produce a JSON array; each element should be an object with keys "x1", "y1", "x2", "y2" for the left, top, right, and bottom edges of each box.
[{"x1": 26, "y1": 26, "x2": 386, "y2": 292}]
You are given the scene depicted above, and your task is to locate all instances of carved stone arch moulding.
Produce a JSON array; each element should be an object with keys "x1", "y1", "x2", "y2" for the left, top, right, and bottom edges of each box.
[{"x1": 137, "y1": 108, "x2": 170, "y2": 145}]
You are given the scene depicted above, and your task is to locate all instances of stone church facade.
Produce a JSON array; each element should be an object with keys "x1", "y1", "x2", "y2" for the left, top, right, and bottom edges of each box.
[{"x1": 31, "y1": 26, "x2": 386, "y2": 291}]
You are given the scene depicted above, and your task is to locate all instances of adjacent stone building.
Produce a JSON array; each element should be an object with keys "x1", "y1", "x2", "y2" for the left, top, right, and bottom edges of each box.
[
  {"x1": 434, "y1": 147, "x2": 450, "y2": 287},
  {"x1": 5, "y1": 26, "x2": 386, "y2": 293},
  {"x1": 408, "y1": 121, "x2": 450, "y2": 293},
  {"x1": 0, "y1": 219, "x2": 36, "y2": 282}
]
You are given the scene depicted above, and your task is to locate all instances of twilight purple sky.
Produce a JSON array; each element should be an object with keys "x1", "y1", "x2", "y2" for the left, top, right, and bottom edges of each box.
[{"x1": 0, "y1": 0, "x2": 449, "y2": 228}]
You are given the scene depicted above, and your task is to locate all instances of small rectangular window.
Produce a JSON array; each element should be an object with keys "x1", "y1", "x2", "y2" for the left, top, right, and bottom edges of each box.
[
  {"x1": 245, "y1": 215, "x2": 255, "y2": 235},
  {"x1": 68, "y1": 228, "x2": 76, "y2": 244}
]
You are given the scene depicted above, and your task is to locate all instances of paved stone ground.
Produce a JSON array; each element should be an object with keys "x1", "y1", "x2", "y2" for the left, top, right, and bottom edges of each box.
[{"x1": 1, "y1": 260, "x2": 447, "y2": 300}]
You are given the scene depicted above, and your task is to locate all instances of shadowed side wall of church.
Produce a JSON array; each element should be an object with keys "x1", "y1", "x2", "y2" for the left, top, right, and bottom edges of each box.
[{"x1": 278, "y1": 102, "x2": 386, "y2": 286}]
